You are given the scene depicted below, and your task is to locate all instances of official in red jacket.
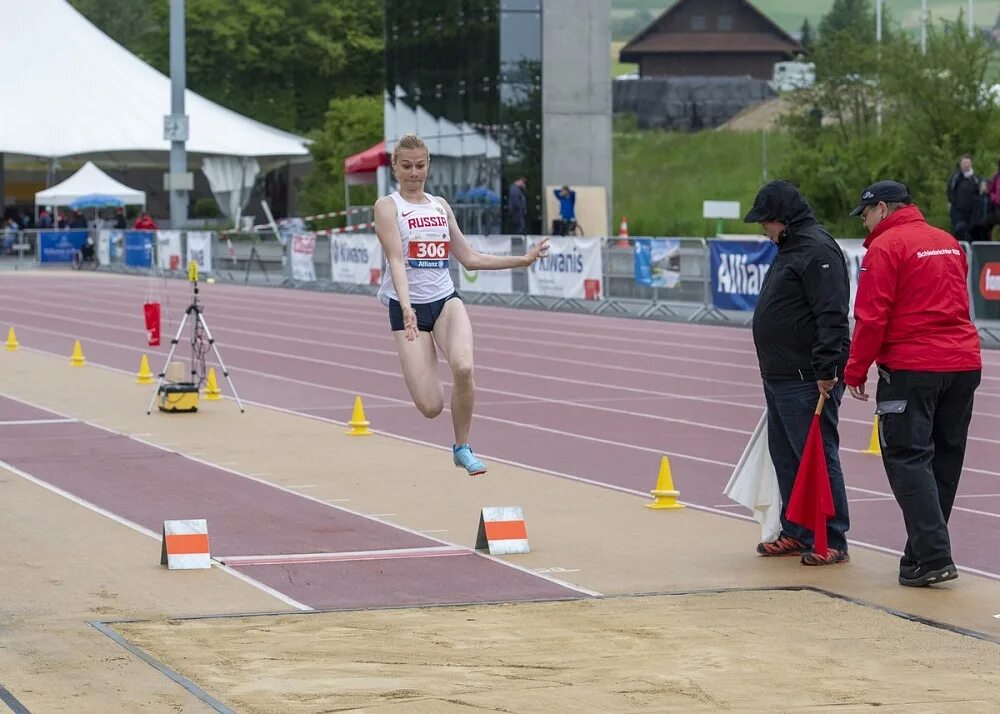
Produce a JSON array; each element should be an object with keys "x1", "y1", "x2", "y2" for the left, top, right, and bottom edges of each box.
[{"x1": 844, "y1": 180, "x2": 982, "y2": 588}]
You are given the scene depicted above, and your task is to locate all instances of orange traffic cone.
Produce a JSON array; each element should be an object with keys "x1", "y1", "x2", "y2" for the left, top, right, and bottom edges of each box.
[{"x1": 616, "y1": 216, "x2": 630, "y2": 247}]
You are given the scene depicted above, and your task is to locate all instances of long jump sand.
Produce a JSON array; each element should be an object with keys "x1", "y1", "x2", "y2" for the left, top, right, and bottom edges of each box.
[{"x1": 113, "y1": 589, "x2": 1000, "y2": 713}]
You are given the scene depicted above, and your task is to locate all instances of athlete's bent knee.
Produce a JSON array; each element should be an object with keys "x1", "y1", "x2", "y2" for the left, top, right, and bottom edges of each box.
[{"x1": 415, "y1": 398, "x2": 444, "y2": 419}]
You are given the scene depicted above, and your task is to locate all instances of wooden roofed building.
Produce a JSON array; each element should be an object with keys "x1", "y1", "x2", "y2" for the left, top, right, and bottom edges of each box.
[{"x1": 619, "y1": 0, "x2": 802, "y2": 81}]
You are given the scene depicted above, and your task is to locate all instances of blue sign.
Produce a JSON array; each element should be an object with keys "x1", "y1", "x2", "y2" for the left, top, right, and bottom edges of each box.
[
  {"x1": 710, "y1": 239, "x2": 777, "y2": 311},
  {"x1": 39, "y1": 230, "x2": 88, "y2": 263},
  {"x1": 634, "y1": 238, "x2": 682, "y2": 288},
  {"x1": 124, "y1": 231, "x2": 153, "y2": 268}
]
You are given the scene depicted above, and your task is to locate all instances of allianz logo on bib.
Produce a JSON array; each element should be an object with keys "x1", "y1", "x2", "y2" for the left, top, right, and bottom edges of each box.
[
  {"x1": 333, "y1": 243, "x2": 369, "y2": 264},
  {"x1": 716, "y1": 253, "x2": 770, "y2": 295},
  {"x1": 409, "y1": 258, "x2": 448, "y2": 269},
  {"x1": 980, "y1": 263, "x2": 1000, "y2": 300}
]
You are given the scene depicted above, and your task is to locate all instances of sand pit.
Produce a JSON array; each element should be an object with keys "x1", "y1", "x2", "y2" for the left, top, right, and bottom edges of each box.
[{"x1": 113, "y1": 589, "x2": 1000, "y2": 713}]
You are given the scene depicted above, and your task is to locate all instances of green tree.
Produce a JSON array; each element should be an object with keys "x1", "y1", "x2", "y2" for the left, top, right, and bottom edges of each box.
[
  {"x1": 299, "y1": 95, "x2": 384, "y2": 216},
  {"x1": 817, "y1": 0, "x2": 877, "y2": 42},
  {"x1": 779, "y1": 14, "x2": 1000, "y2": 237},
  {"x1": 799, "y1": 19, "x2": 814, "y2": 53},
  {"x1": 132, "y1": 0, "x2": 383, "y2": 134},
  {"x1": 69, "y1": 0, "x2": 158, "y2": 56}
]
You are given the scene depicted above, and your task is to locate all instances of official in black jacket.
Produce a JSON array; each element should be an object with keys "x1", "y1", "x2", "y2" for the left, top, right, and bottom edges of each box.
[{"x1": 744, "y1": 180, "x2": 851, "y2": 566}]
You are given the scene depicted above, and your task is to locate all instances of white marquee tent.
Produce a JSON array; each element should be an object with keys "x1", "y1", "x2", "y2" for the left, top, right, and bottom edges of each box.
[
  {"x1": 0, "y1": 0, "x2": 309, "y2": 165},
  {"x1": 35, "y1": 161, "x2": 146, "y2": 209}
]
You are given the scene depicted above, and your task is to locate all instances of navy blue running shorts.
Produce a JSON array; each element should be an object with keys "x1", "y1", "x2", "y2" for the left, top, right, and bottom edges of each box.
[{"x1": 388, "y1": 291, "x2": 461, "y2": 332}]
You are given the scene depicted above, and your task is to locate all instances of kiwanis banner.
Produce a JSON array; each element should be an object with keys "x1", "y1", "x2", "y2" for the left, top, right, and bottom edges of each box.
[
  {"x1": 331, "y1": 233, "x2": 383, "y2": 286},
  {"x1": 709, "y1": 239, "x2": 777, "y2": 311},
  {"x1": 458, "y1": 235, "x2": 513, "y2": 293},
  {"x1": 527, "y1": 236, "x2": 602, "y2": 300}
]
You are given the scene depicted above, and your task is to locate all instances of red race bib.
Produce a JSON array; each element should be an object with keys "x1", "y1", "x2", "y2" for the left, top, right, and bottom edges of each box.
[{"x1": 407, "y1": 237, "x2": 450, "y2": 268}]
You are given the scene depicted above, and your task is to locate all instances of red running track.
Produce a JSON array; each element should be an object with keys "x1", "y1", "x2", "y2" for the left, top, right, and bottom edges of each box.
[
  {"x1": 0, "y1": 394, "x2": 584, "y2": 610},
  {"x1": 2, "y1": 273, "x2": 999, "y2": 579}
]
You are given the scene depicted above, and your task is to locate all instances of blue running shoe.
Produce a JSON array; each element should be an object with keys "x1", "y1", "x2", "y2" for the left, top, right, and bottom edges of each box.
[{"x1": 453, "y1": 444, "x2": 487, "y2": 476}]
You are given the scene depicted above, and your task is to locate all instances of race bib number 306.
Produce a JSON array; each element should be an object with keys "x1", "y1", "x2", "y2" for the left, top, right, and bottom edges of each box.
[{"x1": 408, "y1": 237, "x2": 450, "y2": 269}]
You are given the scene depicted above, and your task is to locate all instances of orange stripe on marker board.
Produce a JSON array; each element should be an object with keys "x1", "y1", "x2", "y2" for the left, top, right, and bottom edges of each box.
[
  {"x1": 165, "y1": 533, "x2": 210, "y2": 555},
  {"x1": 484, "y1": 520, "x2": 527, "y2": 541}
]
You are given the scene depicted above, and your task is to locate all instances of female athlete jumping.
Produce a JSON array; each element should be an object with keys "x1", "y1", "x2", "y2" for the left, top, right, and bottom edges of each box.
[{"x1": 374, "y1": 133, "x2": 548, "y2": 476}]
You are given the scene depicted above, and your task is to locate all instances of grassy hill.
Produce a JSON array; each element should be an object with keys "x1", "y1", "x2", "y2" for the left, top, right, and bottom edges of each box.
[{"x1": 612, "y1": 128, "x2": 797, "y2": 238}]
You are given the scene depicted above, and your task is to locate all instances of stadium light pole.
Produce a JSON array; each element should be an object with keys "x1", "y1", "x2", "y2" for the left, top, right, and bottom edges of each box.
[
  {"x1": 921, "y1": 0, "x2": 928, "y2": 54},
  {"x1": 876, "y1": 0, "x2": 883, "y2": 129},
  {"x1": 166, "y1": 0, "x2": 191, "y2": 229},
  {"x1": 968, "y1": 0, "x2": 975, "y2": 37}
]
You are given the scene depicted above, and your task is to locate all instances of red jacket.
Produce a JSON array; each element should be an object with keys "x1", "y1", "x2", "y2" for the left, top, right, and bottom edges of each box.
[{"x1": 844, "y1": 204, "x2": 981, "y2": 387}]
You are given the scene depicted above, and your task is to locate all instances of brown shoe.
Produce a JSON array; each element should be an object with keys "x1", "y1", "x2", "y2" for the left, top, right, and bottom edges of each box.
[
  {"x1": 801, "y1": 549, "x2": 850, "y2": 566},
  {"x1": 756, "y1": 536, "x2": 808, "y2": 557}
]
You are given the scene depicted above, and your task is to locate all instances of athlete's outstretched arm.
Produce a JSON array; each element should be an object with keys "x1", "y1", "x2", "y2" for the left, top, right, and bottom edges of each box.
[
  {"x1": 441, "y1": 198, "x2": 549, "y2": 270},
  {"x1": 374, "y1": 196, "x2": 417, "y2": 340}
]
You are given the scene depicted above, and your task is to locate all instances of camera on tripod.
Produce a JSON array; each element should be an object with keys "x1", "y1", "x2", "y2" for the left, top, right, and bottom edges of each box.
[{"x1": 145, "y1": 259, "x2": 245, "y2": 415}]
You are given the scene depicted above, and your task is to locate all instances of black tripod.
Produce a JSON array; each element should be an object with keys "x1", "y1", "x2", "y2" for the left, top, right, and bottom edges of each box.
[{"x1": 146, "y1": 269, "x2": 245, "y2": 415}]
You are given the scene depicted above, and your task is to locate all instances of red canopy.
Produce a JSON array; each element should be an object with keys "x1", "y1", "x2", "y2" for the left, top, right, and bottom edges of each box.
[{"x1": 344, "y1": 141, "x2": 389, "y2": 175}]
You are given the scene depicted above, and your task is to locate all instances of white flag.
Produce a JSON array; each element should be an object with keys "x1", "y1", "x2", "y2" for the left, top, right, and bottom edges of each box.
[{"x1": 723, "y1": 410, "x2": 781, "y2": 542}]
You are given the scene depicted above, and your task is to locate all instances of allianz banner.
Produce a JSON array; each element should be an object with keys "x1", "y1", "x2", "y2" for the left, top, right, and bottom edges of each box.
[
  {"x1": 458, "y1": 235, "x2": 513, "y2": 293},
  {"x1": 710, "y1": 240, "x2": 777, "y2": 311},
  {"x1": 331, "y1": 233, "x2": 382, "y2": 286},
  {"x1": 971, "y1": 242, "x2": 1000, "y2": 320},
  {"x1": 39, "y1": 230, "x2": 88, "y2": 263},
  {"x1": 527, "y1": 236, "x2": 602, "y2": 300}
]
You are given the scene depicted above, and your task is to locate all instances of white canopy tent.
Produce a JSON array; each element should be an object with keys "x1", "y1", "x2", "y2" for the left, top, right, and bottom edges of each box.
[
  {"x1": 35, "y1": 161, "x2": 146, "y2": 210},
  {"x1": 0, "y1": 0, "x2": 309, "y2": 222},
  {"x1": 0, "y1": 0, "x2": 309, "y2": 164}
]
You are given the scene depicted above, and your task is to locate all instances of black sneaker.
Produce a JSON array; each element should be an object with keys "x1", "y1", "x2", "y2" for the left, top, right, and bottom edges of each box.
[{"x1": 898, "y1": 563, "x2": 958, "y2": 587}]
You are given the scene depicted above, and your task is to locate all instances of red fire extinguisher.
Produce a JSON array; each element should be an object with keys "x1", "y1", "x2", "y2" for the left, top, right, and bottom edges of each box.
[{"x1": 144, "y1": 302, "x2": 161, "y2": 346}]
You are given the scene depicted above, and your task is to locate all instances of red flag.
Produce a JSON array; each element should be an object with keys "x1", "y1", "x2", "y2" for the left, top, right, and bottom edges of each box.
[
  {"x1": 143, "y1": 302, "x2": 161, "y2": 347},
  {"x1": 786, "y1": 395, "x2": 835, "y2": 556}
]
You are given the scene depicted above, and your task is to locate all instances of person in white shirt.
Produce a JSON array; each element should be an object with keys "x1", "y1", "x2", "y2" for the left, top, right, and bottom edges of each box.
[{"x1": 374, "y1": 133, "x2": 549, "y2": 475}]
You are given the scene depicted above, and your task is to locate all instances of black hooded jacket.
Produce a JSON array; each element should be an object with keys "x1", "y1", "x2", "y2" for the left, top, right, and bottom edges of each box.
[{"x1": 750, "y1": 183, "x2": 850, "y2": 381}]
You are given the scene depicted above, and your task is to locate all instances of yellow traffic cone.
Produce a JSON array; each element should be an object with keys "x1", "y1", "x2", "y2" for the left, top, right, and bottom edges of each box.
[
  {"x1": 136, "y1": 355, "x2": 154, "y2": 384},
  {"x1": 863, "y1": 416, "x2": 881, "y2": 455},
  {"x1": 5, "y1": 327, "x2": 18, "y2": 351},
  {"x1": 346, "y1": 396, "x2": 372, "y2": 436},
  {"x1": 204, "y1": 367, "x2": 222, "y2": 400},
  {"x1": 645, "y1": 456, "x2": 684, "y2": 509},
  {"x1": 69, "y1": 340, "x2": 86, "y2": 367}
]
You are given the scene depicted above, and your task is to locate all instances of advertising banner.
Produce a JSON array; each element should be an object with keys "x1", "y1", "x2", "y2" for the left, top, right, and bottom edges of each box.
[
  {"x1": 156, "y1": 230, "x2": 183, "y2": 271},
  {"x1": 634, "y1": 238, "x2": 682, "y2": 288},
  {"x1": 124, "y1": 230, "x2": 154, "y2": 268},
  {"x1": 186, "y1": 231, "x2": 213, "y2": 275},
  {"x1": 290, "y1": 233, "x2": 317, "y2": 282},
  {"x1": 39, "y1": 230, "x2": 87, "y2": 263},
  {"x1": 710, "y1": 240, "x2": 777, "y2": 311},
  {"x1": 331, "y1": 233, "x2": 382, "y2": 285},
  {"x1": 527, "y1": 236, "x2": 602, "y2": 300},
  {"x1": 971, "y1": 242, "x2": 1000, "y2": 320},
  {"x1": 458, "y1": 235, "x2": 513, "y2": 293}
]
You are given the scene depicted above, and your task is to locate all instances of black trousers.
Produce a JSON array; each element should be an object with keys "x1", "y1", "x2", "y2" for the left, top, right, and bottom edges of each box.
[{"x1": 876, "y1": 368, "x2": 981, "y2": 569}]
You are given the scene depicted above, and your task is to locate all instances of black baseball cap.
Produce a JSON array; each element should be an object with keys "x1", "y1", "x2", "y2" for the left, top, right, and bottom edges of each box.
[{"x1": 849, "y1": 180, "x2": 912, "y2": 216}]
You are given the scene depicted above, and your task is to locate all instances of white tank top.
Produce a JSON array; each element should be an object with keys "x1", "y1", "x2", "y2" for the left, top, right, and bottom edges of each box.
[{"x1": 377, "y1": 191, "x2": 455, "y2": 306}]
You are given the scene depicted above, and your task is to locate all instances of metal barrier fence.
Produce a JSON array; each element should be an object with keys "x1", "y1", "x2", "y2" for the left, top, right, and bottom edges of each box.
[{"x1": 4, "y1": 228, "x2": 999, "y2": 345}]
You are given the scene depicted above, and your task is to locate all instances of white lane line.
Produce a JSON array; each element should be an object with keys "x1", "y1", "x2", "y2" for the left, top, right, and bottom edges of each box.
[
  {"x1": 220, "y1": 546, "x2": 468, "y2": 567},
  {"x1": 0, "y1": 457, "x2": 312, "y2": 612},
  {"x1": 0, "y1": 417, "x2": 77, "y2": 426}
]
